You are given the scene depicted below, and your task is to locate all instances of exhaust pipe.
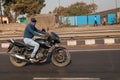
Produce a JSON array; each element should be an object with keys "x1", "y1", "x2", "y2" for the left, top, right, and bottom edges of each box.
[
  {"x1": 14, "y1": 54, "x2": 25, "y2": 60},
  {"x1": 10, "y1": 54, "x2": 30, "y2": 62}
]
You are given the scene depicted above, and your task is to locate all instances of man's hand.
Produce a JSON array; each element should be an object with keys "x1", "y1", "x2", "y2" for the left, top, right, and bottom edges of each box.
[{"x1": 41, "y1": 34, "x2": 46, "y2": 38}]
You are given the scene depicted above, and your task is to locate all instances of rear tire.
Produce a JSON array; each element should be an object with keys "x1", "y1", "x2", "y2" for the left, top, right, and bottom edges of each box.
[
  {"x1": 10, "y1": 56, "x2": 27, "y2": 67},
  {"x1": 52, "y1": 48, "x2": 71, "y2": 67},
  {"x1": 9, "y1": 46, "x2": 27, "y2": 67}
]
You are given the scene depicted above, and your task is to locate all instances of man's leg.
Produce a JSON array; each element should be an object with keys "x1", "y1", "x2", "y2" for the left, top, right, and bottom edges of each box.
[
  {"x1": 24, "y1": 38, "x2": 39, "y2": 58},
  {"x1": 30, "y1": 41, "x2": 39, "y2": 58}
]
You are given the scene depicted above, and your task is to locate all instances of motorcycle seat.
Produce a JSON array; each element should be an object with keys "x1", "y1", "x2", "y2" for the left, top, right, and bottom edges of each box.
[
  {"x1": 14, "y1": 40, "x2": 34, "y2": 49},
  {"x1": 14, "y1": 40, "x2": 26, "y2": 47}
]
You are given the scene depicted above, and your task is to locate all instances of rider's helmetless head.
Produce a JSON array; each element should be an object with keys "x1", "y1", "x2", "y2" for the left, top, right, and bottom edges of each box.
[{"x1": 31, "y1": 18, "x2": 37, "y2": 25}]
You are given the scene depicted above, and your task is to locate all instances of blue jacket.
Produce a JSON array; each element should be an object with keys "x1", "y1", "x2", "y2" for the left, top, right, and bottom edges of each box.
[{"x1": 24, "y1": 22, "x2": 45, "y2": 38}]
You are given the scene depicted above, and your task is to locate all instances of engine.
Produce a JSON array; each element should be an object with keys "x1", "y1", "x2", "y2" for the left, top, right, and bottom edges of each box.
[{"x1": 36, "y1": 48, "x2": 48, "y2": 59}]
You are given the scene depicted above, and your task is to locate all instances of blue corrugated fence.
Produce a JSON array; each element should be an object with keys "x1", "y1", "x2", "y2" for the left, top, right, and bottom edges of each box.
[
  {"x1": 77, "y1": 16, "x2": 87, "y2": 26},
  {"x1": 61, "y1": 13, "x2": 116, "y2": 26},
  {"x1": 88, "y1": 15, "x2": 101, "y2": 25},
  {"x1": 107, "y1": 13, "x2": 116, "y2": 24}
]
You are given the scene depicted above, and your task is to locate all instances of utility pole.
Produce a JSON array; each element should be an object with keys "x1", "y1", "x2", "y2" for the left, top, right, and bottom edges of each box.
[
  {"x1": 58, "y1": 0, "x2": 60, "y2": 15},
  {"x1": 92, "y1": 0, "x2": 95, "y2": 13},
  {"x1": 115, "y1": 0, "x2": 118, "y2": 23},
  {"x1": 92, "y1": 0, "x2": 94, "y2": 3},
  {"x1": 58, "y1": 0, "x2": 61, "y2": 26},
  {"x1": 116, "y1": 0, "x2": 117, "y2": 11},
  {"x1": 0, "y1": 0, "x2": 2, "y2": 24}
]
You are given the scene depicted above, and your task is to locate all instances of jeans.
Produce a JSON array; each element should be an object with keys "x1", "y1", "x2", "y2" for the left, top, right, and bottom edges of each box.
[{"x1": 24, "y1": 38, "x2": 39, "y2": 58}]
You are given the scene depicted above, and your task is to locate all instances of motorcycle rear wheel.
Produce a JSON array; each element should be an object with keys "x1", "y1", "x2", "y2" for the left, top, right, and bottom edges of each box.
[{"x1": 9, "y1": 47, "x2": 27, "y2": 67}]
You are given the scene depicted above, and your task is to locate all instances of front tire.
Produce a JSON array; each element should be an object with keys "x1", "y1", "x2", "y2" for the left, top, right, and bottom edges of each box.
[
  {"x1": 52, "y1": 48, "x2": 71, "y2": 67},
  {"x1": 9, "y1": 46, "x2": 27, "y2": 67}
]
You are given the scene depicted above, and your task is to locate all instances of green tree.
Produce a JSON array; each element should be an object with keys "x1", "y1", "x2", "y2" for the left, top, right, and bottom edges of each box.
[
  {"x1": 53, "y1": 2, "x2": 98, "y2": 16},
  {"x1": 3, "y1": 0, "x2": 13, "y2": 22},
  {"x1": 3, "y1": 0, "x2": 45, "y2": 22},
  {"x1": 88, "y1": 3, "x2": 98, "y2": 13}
]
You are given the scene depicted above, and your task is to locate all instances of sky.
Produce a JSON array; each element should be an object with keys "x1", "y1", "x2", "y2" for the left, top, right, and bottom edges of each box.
[{"x1": 41, "y1": 0, "x2": 120, "y2": 14}]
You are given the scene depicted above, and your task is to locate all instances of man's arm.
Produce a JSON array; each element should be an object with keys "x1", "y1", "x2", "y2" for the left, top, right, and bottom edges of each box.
[
  {"x1": 34, "y1": 27, "x2": 46, "y2": 34},
  {"x1": 34, "y1": 27, "x2": 48, "y2": 38},
  {"x1": 27, "y1": 25, "x2": 41, "y2": 37}
]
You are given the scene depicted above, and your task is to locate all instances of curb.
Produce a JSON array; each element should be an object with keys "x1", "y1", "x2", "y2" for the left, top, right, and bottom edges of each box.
[
  {"x1": 63, "y1": 38, "x2": 120, "y2": 46},
  {"x1": 0, "y1": 38, "x2": 120, "y2": 48}
]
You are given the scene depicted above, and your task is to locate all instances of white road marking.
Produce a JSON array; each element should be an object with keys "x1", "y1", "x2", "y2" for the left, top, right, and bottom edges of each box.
[
  {"x1": 0, "y1": 52, "x2": 7, "y2": 54},
  {"x1": 33, "y1": 77, "x2": 100, "y2": 80},
  {"x1": 69, "y1": 48, "x2": 120, "y2": 52}
]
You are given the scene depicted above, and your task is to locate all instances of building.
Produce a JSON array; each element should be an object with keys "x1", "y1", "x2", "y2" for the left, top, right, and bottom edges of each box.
[{"x1": 96, "y1": 8, "x2": 120, "y2": 24}]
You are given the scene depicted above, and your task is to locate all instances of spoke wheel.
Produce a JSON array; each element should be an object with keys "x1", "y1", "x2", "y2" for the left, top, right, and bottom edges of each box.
[
  {"x1": 9, "y1": 47, "x2": 27, "y2": 67},
  {"x1": 52, "y1": 48, "x2": 71, "y2": 67}
]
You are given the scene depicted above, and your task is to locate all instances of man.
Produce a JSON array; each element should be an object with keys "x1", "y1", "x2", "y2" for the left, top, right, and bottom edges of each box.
[
  {"x1": 94, "y1": 16, "x2": 98, "y2": 26},
  {"x1": 102, "y1": 16, "x2": 106, "y2": 26},
  {"x1": 24, "y1": 18, "x2": 46, "y2": 62}
]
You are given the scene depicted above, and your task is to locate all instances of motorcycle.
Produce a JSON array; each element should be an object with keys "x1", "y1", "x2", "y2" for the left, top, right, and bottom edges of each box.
[{"x1": 7, "y1": 32, "x2": 71, "y2": 67}]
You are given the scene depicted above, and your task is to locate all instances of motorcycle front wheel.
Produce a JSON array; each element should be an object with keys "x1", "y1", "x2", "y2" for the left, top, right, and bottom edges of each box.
[{"x1": 51, "y1": 47, "x2": 71, "y2": 67}]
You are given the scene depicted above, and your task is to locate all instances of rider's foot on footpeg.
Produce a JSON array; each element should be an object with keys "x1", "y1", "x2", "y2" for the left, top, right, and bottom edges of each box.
[{"x1": 29, "y1": 58, "x2": 38, "y2": 63}]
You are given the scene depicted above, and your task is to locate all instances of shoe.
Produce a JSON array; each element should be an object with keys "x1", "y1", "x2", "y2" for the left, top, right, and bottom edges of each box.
[{"x1": 29, "y1": 58, "x2": 38, "y2": 63}]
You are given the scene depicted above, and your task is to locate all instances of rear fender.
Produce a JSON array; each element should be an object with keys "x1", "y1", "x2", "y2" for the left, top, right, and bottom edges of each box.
[
  {"x1": 7, "y1": 39, "x2": 15, "y2": 52},
  {"x1": 7, "y1": 43, "x2": 14, "y2": 52}
]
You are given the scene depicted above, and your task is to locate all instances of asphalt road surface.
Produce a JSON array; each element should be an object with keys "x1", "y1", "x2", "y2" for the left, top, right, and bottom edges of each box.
[{"x1": 0, "y1": 45, "x2": 120, "y2": 80}]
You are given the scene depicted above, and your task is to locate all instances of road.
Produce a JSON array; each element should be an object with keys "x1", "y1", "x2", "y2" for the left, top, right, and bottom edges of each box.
[{"x1": 0, "y1": 45, "x2": 120, "y2": 80}]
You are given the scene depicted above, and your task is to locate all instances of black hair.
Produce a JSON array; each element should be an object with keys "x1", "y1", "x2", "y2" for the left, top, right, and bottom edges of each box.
[{"x1": 31, "y1": 18, "x2": 37, "y2": 22}]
